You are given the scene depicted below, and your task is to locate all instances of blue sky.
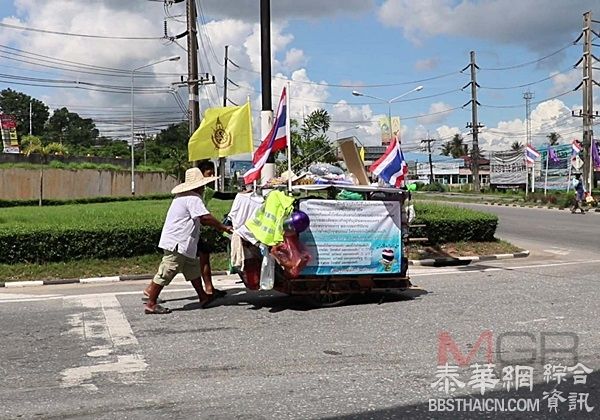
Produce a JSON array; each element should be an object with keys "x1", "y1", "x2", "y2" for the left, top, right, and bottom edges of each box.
[{"x1": 0, "y1": 0, "x2": 599, "y2": 154}]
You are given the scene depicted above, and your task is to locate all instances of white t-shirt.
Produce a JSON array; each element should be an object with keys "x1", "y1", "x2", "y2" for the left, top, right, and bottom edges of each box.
[{"x1": 158, "y1": 191, "x2": 210, "y2": 258}]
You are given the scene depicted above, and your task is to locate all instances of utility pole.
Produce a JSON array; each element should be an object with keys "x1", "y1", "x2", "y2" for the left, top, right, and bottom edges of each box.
[
  {"x1": 218, "y1": 45, "x2": 230, "y2": 192},
  {"x1": 420, "y1": 138, "x2": 436, "y2": 184},
  {"x1": 463, "y1": 51, "x2": 484, "y2": 192},
  {"x1": 260, "y1": 0, "x2": 274, "y2": 182},
  {"x1": 29, "y1": 101, "x2": 32, "y2": 135},
  {"x1": 186, "y1": 0, "x2": 200, "y2": 136},
  {"x1": 573, "y1": 11, "x2": 599, "y2": 191},
  {"x1": 524, "y1": 91, "x2": 534, "y2": 193}
]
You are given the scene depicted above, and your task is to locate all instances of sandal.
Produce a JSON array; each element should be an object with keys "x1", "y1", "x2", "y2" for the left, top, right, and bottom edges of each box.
[
  {"x1": 199, "y1": 294, "x2": 217, "y2": 309},
  {"x1": 211, "y1": 289, "x2": 227, "y2": 299},
  {"x1": 144, "y1": 304, "x2": 172, "y2": 314}
]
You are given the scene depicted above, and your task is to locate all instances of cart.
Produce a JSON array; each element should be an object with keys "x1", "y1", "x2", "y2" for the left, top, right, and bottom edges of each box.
[{"x1": 231, "y1": 184, "x2": 421, "y2": 307}]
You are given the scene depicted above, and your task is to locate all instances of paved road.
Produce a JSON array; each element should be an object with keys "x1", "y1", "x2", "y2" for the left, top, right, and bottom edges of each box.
[
  {"x1": 1, "y1": 205, "x2": 599, "y2": 419},
  {"x1": 458, "y1": 203, "x2": 600, "y2": 259}
]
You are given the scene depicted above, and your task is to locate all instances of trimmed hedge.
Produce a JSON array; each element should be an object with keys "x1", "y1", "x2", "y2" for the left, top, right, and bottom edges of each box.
[
  {"x1": 0, "y1": 200, "x2": 230, "y2": 264},
  {"x1": 0, "y1": 199, "x2": 496, "y2": 264},
  {"x1": 412, "y1": 202, "x2": 498, "y2": 243},
  {"x1": 0, "y1": 193, "x2": 172, "y2": 208}
]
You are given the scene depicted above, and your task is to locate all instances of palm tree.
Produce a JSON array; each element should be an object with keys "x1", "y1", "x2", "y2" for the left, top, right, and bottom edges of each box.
[
  {"x1": 440, "y1": 141, "x2": 453, "y2": 156},
  {"x1": 511, "y1": 141, "x2": 524, "y2": 151},
  {"x1": 547, "y1": 132, "x2": 561, "y2": 146},
  {"x1": 450, "y1": 134, "x2": 468, "y2": 158},
  {"x1": 21, "y1": 135, "x2": 68, "y2": 206}
]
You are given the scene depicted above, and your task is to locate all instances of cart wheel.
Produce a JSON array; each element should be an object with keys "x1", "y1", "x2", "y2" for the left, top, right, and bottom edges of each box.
[
  {"x1": 304, "y1": 293, "x2": 351, "y2": 308},
  {"x1": 304, "y1": 280, "x2": 352, "y2": 308}
]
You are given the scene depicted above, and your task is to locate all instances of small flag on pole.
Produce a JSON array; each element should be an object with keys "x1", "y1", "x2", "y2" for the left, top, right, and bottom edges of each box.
[
  {"x1": 525, "y1": 144, "x2": 540, "y2": 164},
  {"x1": 243, "y1": 87, "x2": 287, "y2": 184},
  {"x1": 592, "y1": 139, "x2": 600, "y2": 169},
  {"x1": 572, "y1": 139, "x2": 583, "y2": 155},
  {"x1": 548, "y1": 146, "x2": 560, "y2": 164},
  {"x1": 369, "y1": 137, "x2": 408, "y2": 187}
]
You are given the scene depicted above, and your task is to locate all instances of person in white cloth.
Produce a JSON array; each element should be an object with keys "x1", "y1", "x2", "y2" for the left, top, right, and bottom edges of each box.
[{"x1": 143, "y1": 167, "x2": 233, "y2": 314}]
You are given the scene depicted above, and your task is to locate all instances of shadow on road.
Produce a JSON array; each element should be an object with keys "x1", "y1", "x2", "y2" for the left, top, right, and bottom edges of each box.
[{"x1": 171, "y1": 288, "x2": 428, "y2": 313}]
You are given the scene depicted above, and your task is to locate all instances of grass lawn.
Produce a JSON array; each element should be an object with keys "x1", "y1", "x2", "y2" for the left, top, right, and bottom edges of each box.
[{"x1": 0, "y1": 252, "x2": 230, "y2": 282}]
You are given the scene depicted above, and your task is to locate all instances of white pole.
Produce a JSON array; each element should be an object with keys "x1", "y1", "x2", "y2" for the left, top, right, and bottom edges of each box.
[
  {"x1": 567, "y1": 159, "x2": 572, "y2": 192},
  {"x1": 525, "y1": 162, "x2": 529, "y2": 198},
  {"x1": 130, "y1": 70, "x2": 136, "y2": 195},
  {"x1": 285, "y1": 82, "x2": 292, "y2": 194},
  {"x1": 544, "y1": 146, "x2": 549, "y2": 196},
  {"x1": 29, "y1": 101, "x2": 32, "y2": 135}
]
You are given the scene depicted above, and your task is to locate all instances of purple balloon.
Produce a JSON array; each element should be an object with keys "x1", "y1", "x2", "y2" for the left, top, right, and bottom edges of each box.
[
  {"x1": 283, "y1": 217, "x2": 296, "y2": 234},
  {"x1": 291, "y1": 211, "x2": 310, "y2": 233}
]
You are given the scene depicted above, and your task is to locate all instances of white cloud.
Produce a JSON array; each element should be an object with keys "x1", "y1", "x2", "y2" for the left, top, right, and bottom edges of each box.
[
  {"x1": 284, "y1": 48, "x2": 307, "y2": 70},
  {"x1": 417, "y1": 101, "x2": 454, "y2": 125},
  {"x1": 377, "y1": 0, "x2": 598, "y2": 51},
  {"x1": 196, "y1": 0, "x2": 375, "y2": 21},
  {"x1": 414, "y1": 58, "x2": 440, "y2": 71}
]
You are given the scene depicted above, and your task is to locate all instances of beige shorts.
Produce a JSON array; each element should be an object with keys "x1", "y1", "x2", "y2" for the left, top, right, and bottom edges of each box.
[{"x1": 153, "y1": 250, "x2": 201, "y2": 286}]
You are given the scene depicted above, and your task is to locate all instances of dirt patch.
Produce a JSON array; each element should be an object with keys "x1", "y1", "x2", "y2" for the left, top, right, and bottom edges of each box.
[{"x1": 409, "y1": 240, "x2": 522, "y2": 260}]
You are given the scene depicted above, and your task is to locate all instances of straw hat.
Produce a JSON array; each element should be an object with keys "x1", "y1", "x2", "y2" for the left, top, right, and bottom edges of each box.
[{"x1": 171, "y1": 167, "x2": 218, "y2": 194}]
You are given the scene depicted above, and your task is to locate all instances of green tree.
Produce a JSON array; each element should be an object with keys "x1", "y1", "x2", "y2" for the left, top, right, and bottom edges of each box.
[
  {"x1": 21, "y1": 135, "x2": 68, "y2": 206},
  {"x1": 441, "y1": 134, "x2": 468, "y2": 158},
  {"x1": 511, "y1": 141, "x2": 523, "y2": 151},
  {"x1": 152, "y1": 122, "x2": 190, "y2": 179},
  {"x1": 282, "y1": 109, "x2": 335, "y2": 173},
  {"x1": 0, "y1": 88, "x2": 49, "y2": 138},
  {"x1": 44, "y1": 107, "x2": 99, "y2": 148},
  {"x1": 546, "y1": 132, "x2": 561, "y2": 146}
]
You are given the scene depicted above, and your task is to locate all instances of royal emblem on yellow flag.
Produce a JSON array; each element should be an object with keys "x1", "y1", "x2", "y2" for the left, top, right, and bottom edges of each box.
[{"x1": 188, "y1": 102, "x2": 253, "y2": 161}]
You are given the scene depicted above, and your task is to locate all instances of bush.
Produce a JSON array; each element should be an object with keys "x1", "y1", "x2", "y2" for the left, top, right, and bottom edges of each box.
[
  {"x1": 421, "y1": 182, "x2": 448, "y2": 192},
  {"x1": 0, "y1": 194, "x2": 172, "y2": 208},
  {"x1": 412, "y1": 202, "x2": 498, "y2": 243},
  {"x1": 0, "y1": 199, "x2": 230, "y2": 264}
]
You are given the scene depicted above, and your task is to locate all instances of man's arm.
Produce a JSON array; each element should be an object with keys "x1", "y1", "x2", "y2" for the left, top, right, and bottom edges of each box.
[{"x1": 199, "y1": 213, "x2": 233, "y2": 234}]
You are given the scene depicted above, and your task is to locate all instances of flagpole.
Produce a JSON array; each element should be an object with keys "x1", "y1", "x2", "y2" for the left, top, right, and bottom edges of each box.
[
  {"x1": 525, "y1": 160, "x2": 529, "y2": 198},
  {"x1": 567, "y1": 159, "x2": 572, "y2": 192},
  {"x1": 544, "y1": 146, "x2": 549, "y2": 196},
  {"x1": 285, "y1": 82, "x2": 292, "y2": 194}
]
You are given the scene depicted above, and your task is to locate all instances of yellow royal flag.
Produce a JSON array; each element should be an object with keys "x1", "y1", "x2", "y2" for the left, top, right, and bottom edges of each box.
[
  {"x1": 188, "y1": 102, "x2": 253, "y2": 161},
  {"x1": 359, "y1": 146, "x2": 365, "y2": 162}
]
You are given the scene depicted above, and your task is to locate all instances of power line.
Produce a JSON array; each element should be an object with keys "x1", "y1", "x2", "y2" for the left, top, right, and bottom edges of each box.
[
  {"x1": 0, "y1": 22, "x2": 164, "y2": 40},
  {"x1": 478, "y1": 42, "x2": 577, "y2": 71}
]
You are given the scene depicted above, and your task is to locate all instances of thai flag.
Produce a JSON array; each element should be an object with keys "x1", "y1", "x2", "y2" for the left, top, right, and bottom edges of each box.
[
  {"x1": 369, "y1": 137, "x2": 408, "y2": 187},
  {"x1": 243, "y1": 87, "x2": 287, "y2": 184},
  {"x1": 572, "y1": 139, "x2": 583, "y2": 155},
  {"x1": 525, "y1": 144, "x2": 540, "y2": 164}
]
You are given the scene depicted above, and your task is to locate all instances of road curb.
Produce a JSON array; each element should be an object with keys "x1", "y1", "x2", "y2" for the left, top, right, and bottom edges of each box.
[
  {"x1": 0, "y1": 253, "x2": 532, "y2": 286},
  {"x1": 409, "y1": 250, "x2": 530, "y2": 267},
  {"x1": 0, "y1": 271, "x2": 231, "y2": 288}
]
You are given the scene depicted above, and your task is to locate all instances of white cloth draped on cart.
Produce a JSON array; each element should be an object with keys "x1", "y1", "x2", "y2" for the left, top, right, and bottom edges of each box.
[{"x1": 228, "y1": 192, "x2": 264, "y2": 244}]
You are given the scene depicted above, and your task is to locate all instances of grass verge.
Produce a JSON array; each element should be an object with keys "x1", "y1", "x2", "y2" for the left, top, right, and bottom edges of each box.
[
  {"x1": 0, "y1": 240, "x2": 524, "y2": 282},
  {"x1": 408, "y1": 240, "x2": 523, "y2": 260}
]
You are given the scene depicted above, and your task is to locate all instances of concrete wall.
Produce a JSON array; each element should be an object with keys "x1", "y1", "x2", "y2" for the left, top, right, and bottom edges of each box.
[{"x1": 0, "y1": 168, "x2": 179, "y2": 200}]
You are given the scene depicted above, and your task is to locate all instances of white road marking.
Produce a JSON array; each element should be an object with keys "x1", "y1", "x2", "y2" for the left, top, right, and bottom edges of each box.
[
  {"x1": 410, "y1": 259, "x2": 600, "y2": 277},
  {"x1": 60, "y1": 295, "x2": 146, "y2": 391},
  {"x1": 0, "y1": 260, "x2": 598, "y2": 304},
  {"x1": 543, "y1": 247, "x2": 571, "y2": 256}
]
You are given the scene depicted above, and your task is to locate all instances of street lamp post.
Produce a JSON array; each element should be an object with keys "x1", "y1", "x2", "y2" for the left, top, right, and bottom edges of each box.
[
  {"x1": 131, "y1": 55, "x2": 180, "y2": 195},
  {"x1": 352, "y1": 86, "x2": 423, "y2": 144},
  {"x1": 330, "y1": 125, "x2": 360, "y2": 140}
]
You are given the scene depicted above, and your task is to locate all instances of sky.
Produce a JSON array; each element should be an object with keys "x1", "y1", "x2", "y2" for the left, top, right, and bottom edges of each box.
[{"x1": 0, "y1": 0, "x2": 599, "y2": 156}]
